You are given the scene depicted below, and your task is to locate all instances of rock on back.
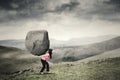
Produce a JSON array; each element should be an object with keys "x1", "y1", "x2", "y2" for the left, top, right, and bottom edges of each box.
[{"x1": 25, "y1": 30, "x2": 50, "y2": 56}]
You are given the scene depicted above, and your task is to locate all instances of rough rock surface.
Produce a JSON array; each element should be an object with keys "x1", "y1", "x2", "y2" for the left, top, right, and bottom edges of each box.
[{"x1": 25, "y1": 30, "x2": 49, "y2": 56}]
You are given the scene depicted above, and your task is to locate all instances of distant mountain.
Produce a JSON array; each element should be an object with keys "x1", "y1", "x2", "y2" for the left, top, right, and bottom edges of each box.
[
  {"x1": 0, "y1": 45, "x2": 20, "y2": 51},
  {"x1": 51, "y1": 36, "x2": 120, "y2": 62},
  {"x1": 51, "y1": 35, "x2": 117, "y2": 47},
  {"x1": 65, "y1": 35, "x2": 118, "y2": 46},
  {"x1": 0, "y1": 39, "x2": 25, "y2": 50},
  {"x1": 0, "y1": 35, "x2": 118, "y2": 49},
  {"x1": 1, "y1": 36, "x2": 119, "y2": 63}
]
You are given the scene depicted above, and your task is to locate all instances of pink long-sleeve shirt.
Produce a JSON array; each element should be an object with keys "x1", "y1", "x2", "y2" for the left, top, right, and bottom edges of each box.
[{"x1": 41, "y1": 53, "x2": 50, "y2": 61}]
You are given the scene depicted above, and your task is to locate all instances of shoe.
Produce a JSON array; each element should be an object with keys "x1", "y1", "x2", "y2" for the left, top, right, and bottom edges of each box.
[
  {"x1": 40, "y1": 72, "x2": 44, "y2": 74},
  {"x1": 45, "y1": 71, "x2": 50, "y2": 74}
]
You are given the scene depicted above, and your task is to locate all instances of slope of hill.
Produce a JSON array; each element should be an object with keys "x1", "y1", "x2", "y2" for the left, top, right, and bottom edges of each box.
[
  {"x1": 51, "y1": 36, "x2": 120, "y2": 62},
  {"x1": 78, "y1": 48, "x2": 120, "y2": 63},
  {"x1": 9, "y1": 57, "x2": 120, "y2": 80},
  {"x1": 0, "y1": 45, "x2": 120, "y2": 80},
  {"x1": 0, "y1": 45, "x2": 40, "y2": 78}
]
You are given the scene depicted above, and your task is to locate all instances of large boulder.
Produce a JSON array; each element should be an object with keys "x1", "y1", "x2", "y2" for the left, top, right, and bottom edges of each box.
[{"x1": 25, "y1": 30, "x2": 50, "y2": 56}]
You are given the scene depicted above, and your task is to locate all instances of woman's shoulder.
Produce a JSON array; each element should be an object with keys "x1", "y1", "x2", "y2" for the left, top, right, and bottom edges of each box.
[
  {"x1": 46, "y1": 53, "x2": 50, "y2": 56},
  {"x1": 42, "y1": 53, "x2": 49, "y2": 56}
]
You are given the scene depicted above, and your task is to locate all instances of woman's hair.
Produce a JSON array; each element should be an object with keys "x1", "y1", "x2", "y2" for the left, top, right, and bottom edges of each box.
[{"x1": 48, "y1": 49, "x2": 53, "y2": 59}]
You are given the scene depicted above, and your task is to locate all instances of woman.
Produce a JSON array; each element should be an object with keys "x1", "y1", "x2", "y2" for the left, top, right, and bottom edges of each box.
[{"x1": 40, "y1": 49, "x2": 53, "y2": 74}]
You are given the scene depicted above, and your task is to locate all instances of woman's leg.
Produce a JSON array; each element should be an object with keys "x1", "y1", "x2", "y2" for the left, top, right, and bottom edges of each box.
[
  {"x1": 45, "y1": 61, "x2": 49, "y2": 72},
  {"x1": 40, "y1": 59, "x2": 46, "y2": 73}
]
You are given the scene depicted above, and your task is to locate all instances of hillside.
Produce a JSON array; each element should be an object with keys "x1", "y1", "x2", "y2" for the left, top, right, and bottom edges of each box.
[
  {"x1": 0, "y1": 45, "x2": 40, "y2": 78},
  {"x1": 51, "y1": 36, "x2": 120, "y2": 62},
  {"x1": 6, "y1": 57, "x2": 120, "y2": 80},
  {"x1": 79, "y1": 48, "x2": 120, "y2": 63},
  {"x1": 0, "y1": 40, "x2": 120, "y2": 80}
]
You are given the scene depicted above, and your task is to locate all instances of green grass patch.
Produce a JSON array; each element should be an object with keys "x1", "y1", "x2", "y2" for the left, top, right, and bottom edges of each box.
[{"x1": 10, "y1": 57, "x2": 120, "y2": 80}]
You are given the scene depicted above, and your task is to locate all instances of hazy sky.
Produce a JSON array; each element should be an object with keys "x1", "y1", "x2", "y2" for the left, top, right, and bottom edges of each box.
[{"x1": 0, "y1": 0, "x2": 120, "y2": 40}]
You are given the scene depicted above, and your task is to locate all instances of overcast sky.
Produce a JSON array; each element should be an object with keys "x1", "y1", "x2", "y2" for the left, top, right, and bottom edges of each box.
[{"x1": 0, "y1": 0, "x2": 120, "y2": 40}]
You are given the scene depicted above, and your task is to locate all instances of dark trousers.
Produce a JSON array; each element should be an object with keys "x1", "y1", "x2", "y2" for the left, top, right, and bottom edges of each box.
[{"x1": 40, "y1": 59, "x2": 49, "y2": 72}]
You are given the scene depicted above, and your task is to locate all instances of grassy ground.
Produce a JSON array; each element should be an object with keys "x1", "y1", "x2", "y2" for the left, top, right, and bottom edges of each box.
[
  {"x1": 0, "y1": 46, "x2": 120, "y2": 80},
  {"x1": 8, "y1": 57, "x2": 120, "y2": 80}
]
